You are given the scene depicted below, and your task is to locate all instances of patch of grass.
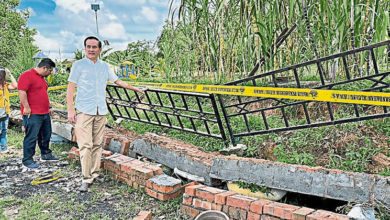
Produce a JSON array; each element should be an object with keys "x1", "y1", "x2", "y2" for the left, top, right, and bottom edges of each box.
[
  {"x1": 0, "y1": 196, "x2": 21, "y2": 207},
  {"x1": 274, "y1": 145, "x2": 316, "y2": 166},
  {"x1": 157, "y1": 195, "x2": 182, "y2": 214},
  {"x1": 7, "y1": 126, "x2": 24, "y2": 150},
  {"x1": 236, "y1": 182, "x2": 271, "y2": 194},
  {"x1": 378, "y1": 167, "x2": 390, "y2": 176},
  {"x1": 328, "y1": 142, "x2": 385, "y2": 172}
]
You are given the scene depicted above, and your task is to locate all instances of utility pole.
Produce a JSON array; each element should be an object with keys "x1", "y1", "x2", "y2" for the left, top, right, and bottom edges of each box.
[{"x1": 91, "y1": 3, "x2": 100, "y2": 36}]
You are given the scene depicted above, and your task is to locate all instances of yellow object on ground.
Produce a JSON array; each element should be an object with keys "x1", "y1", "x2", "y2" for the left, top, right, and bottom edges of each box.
[
  {"x1": 30, "y1": 169, "x2": 63, "y2": 185},
  {"x1": 227, "y1": 182, "x2": 286, "y2": 201}
]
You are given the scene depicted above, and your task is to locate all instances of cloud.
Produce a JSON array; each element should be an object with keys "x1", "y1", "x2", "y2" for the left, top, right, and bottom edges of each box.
[
  {"x1": 140, "y1": 6, "x2": 159, "y2": 23},
  {"x1": 107, "y1": 13, "x2": 118, "y2": 21},
  {"x1": 100, "y1": 23, "x2": 127, "y2": 40},
  {"x1": 109, "y1": 42, "x2": 129, "y2": 51},
  {"x1": 21, "y1": 0, "x2": 172, "y2": 60},
  {"x1": 54, "y1": 0, "x2": 90, "y2": 14},
  {"x1": 112, "y1": 0, "x2": 146, "y2": 6},
  {"x1": 147, "y1": 0, "x2": 170, "y2": 8},
  {"x1": 33, "y1": 31, "x2": 62, "y2": 52}
]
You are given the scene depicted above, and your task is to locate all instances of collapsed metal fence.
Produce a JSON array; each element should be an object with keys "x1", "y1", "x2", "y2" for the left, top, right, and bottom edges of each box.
[
  {"x1": 106, "y1": 86, "x2": 226, "y2": 140},
  {"x1": 106, "y1": 40, "x2": 390, "y2": 145}
]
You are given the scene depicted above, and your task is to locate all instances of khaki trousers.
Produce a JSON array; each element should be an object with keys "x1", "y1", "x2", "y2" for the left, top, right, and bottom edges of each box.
[{"x1": 75, "y1": 112, "x2": 106, "y2": 183}]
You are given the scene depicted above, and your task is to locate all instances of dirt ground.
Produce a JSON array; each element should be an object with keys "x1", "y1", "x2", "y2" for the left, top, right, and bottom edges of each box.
[{"x1": 0, "y1": 148, "x2": 190, "y2": 220}]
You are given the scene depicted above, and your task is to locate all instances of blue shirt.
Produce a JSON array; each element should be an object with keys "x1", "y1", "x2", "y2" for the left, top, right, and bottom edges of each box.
[{"x1": 68, "y1": 58, "x2": 118, "y2": 115}]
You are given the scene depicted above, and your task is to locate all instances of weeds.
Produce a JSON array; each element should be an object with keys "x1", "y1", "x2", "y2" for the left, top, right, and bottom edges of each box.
[
  {"x1": 328, "y1": 143, "x2": 385, "y2": 172},
  {"x1": 274, "y1": 145, "x2": 316, "y2": 166},
  {"x1": 236, "y1": 182, "x2": 271, "y2": 194}
]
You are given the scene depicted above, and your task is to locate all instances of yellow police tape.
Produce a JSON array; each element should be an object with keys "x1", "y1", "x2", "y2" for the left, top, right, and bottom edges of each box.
[
  {"x1": 129, "y1": 82, "x2": 390, "y2": 106},
  {"x1": 9, "y1": 85, "x2": 68, "y2": 97},
  {"x1": 30, "y1": 169, "x2": 63, "y2": 185},
  {"x1": 7, "y1": 83, "x2": 390, "y2": 106}
]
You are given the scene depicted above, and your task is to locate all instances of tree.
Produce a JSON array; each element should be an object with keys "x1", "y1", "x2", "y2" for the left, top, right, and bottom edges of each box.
[
  {"x1": 0, "y1": 0, "x2": 37, "y2": 75},
  {"x1": 105, "y1": 40, "x2": 156, "y2": 76}
]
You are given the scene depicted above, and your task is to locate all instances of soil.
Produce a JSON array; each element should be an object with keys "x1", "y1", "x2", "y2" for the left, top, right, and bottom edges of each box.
[{"x1": 0, "y1": 148, "x2": 190, "y2": 220}]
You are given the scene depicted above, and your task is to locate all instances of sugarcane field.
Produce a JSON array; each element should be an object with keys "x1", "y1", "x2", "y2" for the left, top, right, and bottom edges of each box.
[{"x1": 1, "y1": 0, "x2": 390, "y2": 219}]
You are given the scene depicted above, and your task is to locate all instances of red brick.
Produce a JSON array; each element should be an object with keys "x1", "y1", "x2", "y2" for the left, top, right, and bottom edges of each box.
[
  {"x1": 215, "y1": 191, "x2": 237, "y2": 205},
  {"x1": 183, "y1": 195, "x2": 193, "y2": 206},
  {"x1": 145, "y1": 180, "x2": 153, "y2": 189},
  {"x1": 156, "y1": 191, "x2": 180, "y2": 201},
  {"x1": 105, "y1": 154, "x2": 126, "y2": 168},
  {"x1": 133, "y1": 211, "x2": 152, "y2": 220},
  {"x1": 133, "y1": 166, "x2": 154, "y2": 179},
  {"x1": 147, "y1": 187, "x2": 182, "y2": 201},
  {"x1": 102, "y1": 136, "x2": 112, "y2": 150},
  {"x1": 226, "y1": 194, "x2": 257, "y2": 210},
  {"x1": 293, "y1": 207, "x2": 316, "y2": 220},
  {"x1": 145, "y1": 187, "x2": 158, "y2": 198},
  {"x1": 145, "y1": 165, "x2": 163, "y2": 175},
  {"x1": 248, "y1": 212, "x2": 261, "y2": 220},
  {"x1": 70, "y1": 146, "x2": 79, "y2": 156},
  {"x1": 307, "y1": 210, "x2": 349, "y2": 220},
  {"x1": 105, "y1": 161, "x2": 121, "y2": 173},
  {"x1": 211, "y1": 203, "x2": 223, "y2": 211},
  {"x1": 327, "y1": 213, "x2": 350, "y2": 220},
  {"x1": 269, "y1": 202, "x2": 300, "y2": 219},
  {"x1": 185, "y1": 185, "x2": 205, "y2": 197},
  {"x1": 102, "y1": 150, "x2": 112, "y2": 157},
  {"x1": 127, "y1": 158, "x2": 145, "y2": 167},
  {"x1": 182, "y1": 181, "x2": 198, "y2": 188},
  {"x1": 152, "y1": 181, "x2": 181, "y2": 194},
  {"x1": 196, "y1": 186, "x2": 226, "y2": 203},
  {"x1": 120, "y1": 161, "x2": 135, "y2": 174},
  {"x1": 120, "y1": 172, "x2": 129, "y2": 179},
  {"x1": 67, "y1": 152, "x2": 76, "y2": 160},
  {"x1": 193, "y1": 198, "x2": 203, "y2": 208},
  {"x1": 119, "y1": 176, "x2": 133, "y2": 186},
  {"x1": 250, "y1": 199, "x2": 272, "y2": 214},
  {"x1": 181, "y1": 205, "x2": 201, "y2": 217},
  {"x1": 201, "y1": 200, "x2": 212, "y2": 210},
  {"x1": 120, "y1": 139, "x2": 130, "y2": 155},
  {"x1": 104, "y1": 162, "x2": 118, "y2": 172},
  {"x1": 133, "y1": 182, "x2": 140, "y2": 189}
]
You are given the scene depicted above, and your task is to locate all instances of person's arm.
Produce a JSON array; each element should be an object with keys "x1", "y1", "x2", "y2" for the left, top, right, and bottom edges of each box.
[
  {"x1": 66, "y1": 82, "x2": 77, "y2": 124},
  {"x1": 5, "y1": 68, "x2": 17, "y2": 90},
  {"x1": 18, "y1": 90, "x2": 31, "y2": 117},
  {"x1": 114, "y1": 79, "x2": 146, "y2": 93}
]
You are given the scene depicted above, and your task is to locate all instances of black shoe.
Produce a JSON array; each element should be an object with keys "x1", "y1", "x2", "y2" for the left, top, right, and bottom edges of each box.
[
  {"x1": 79, "y1": 182, "x2": 90, "y2": 192},
  {"x1": 40, "y1": 153, "x2": 59, "y2": 161}
]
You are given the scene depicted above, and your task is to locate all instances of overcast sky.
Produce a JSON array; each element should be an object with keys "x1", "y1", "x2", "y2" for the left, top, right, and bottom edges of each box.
[{"x1": 17, "y1": 0, "x2": 177, "y2": 60}]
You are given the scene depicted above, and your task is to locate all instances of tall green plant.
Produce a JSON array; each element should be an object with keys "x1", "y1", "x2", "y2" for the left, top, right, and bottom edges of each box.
[{"x1": 163, "y1": 0, "x2": 390, "y2": 83}]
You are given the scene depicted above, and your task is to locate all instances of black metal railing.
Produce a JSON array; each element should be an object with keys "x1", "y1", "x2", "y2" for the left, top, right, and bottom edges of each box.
[
  {"x1": 106, "y1": 41, "x2": 390, "y2": 145},
  {"x1": 106, "y1": 85, "x2": 226, "y2": 140},
  {"x1": 219, "y1": 40, "x2": 390, "y2": 144}
]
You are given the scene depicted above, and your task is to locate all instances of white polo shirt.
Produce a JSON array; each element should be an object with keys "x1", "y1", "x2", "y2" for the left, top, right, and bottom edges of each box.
[{"x1": 68, "y1": 57, "x2": 118, "y2": 115}]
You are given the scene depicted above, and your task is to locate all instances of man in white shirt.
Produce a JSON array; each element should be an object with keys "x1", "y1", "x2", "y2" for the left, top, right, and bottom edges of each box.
[{"x1": 66, "y1": 36, "x2": 146, "y2": 192}]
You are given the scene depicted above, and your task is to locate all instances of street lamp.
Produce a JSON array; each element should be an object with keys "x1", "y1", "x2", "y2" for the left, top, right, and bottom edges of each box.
[{"x1": 91, "y1": 3, "x2": 100, "y2": 36}]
